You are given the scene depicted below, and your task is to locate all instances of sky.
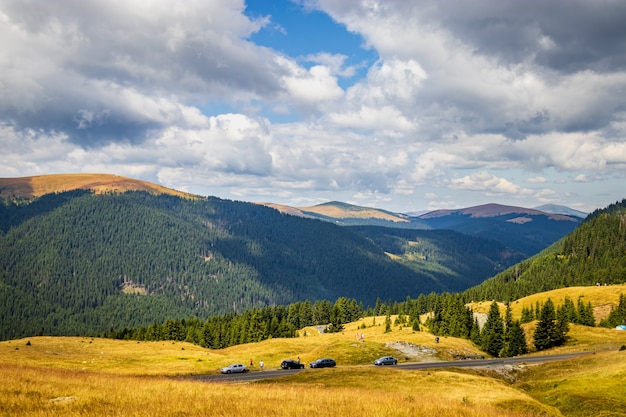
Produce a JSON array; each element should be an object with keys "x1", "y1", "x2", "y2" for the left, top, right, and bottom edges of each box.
[{"x1": 2, "y1": 0, "x2": 626, "y2": 214}]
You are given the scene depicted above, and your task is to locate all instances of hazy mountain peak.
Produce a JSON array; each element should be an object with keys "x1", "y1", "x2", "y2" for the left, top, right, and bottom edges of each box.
[{"x1": 534, "y1": 204, "x2": 588, "y2": 219}]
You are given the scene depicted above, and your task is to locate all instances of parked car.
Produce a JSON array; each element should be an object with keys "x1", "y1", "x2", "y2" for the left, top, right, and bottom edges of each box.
[
  {"x1": 374, "y1": 356, "x2": 398, "y2": 366},
  {"x1": 220, "y1": 363, "x2": 248, "y2": 374},
  {"x1": 281, "y1": 359, "x2": 305, "y2": 369},
  {"x1": 309, "y1": 358, "x2": 336, "y2": 368}
]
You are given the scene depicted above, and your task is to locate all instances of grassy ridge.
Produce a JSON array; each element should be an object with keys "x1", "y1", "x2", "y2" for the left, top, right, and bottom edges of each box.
[
  {"x1": 0, "y1": 316, "x2": 481, "y2": 375},
  {"x1": 0, "y1": 173, "x2": 196, "y2": 200},
  {"x1": 470, "y1": 283, "x2": 626, "y2": 321}
]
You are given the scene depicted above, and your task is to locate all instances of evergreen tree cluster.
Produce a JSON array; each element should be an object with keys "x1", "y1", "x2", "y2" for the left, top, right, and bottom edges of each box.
[
  {"x1": 424, "y1": 298, "x2": 528, "y2": 358},
  {"x1": 348, "y1": 226, "x2": 527, "y2": 291},
  {"x1": 106, "y1": 298, "x2": 362, "y2": 348},
  {"x1": 520, "y1": 296, "x2": 595, "y2": 327},
  {"x1": 533, "y1": 299, "x2": 569, "y2": 351},
  {"x1": 423, "y1": 295, "x2": 588, "y2": 357},
  {"x1": 427, "y1": 293, "x2": 474, "y2": 338}
]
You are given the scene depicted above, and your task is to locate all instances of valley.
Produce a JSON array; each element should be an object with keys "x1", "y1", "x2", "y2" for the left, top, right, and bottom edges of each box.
[{"x1": 0, "y1": 174, "x2": 593, "y2": 341}]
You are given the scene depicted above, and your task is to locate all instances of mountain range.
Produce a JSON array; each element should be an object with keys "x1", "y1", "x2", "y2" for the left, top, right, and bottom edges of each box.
[
  {"x1": 0, "y1": 174, "x2": 597, "y2": 340},
  {"x1": 261, "y1": 200, "x2": 583, "y2": 256}
]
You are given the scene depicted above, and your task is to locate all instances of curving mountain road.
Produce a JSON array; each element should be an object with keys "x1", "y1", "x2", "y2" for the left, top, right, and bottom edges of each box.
[{"x1": 187, "y1": 351, "x2": 596, "y2": 383}]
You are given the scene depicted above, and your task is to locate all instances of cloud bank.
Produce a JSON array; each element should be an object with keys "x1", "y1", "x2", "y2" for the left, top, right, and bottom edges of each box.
[{"x1": 1, "y1": 0, "x2": 625, "y2": 212}]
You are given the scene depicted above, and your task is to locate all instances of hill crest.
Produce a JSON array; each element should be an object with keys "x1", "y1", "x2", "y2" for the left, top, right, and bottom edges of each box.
[
  {"x1": 0, "y1": 173, "x2": 197, "y2": 200},
  {"x1": 257, "y1": 200, "x2": 415, "y2": 225},
  {"x1": 300, "y1": 201, "x2": 410, "y2": 222},
  {"x1": 419, "y1": 203, "x2": 578, "y2": 222}
]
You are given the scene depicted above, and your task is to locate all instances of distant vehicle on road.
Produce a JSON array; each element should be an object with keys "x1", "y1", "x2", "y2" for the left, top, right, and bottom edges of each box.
[
  {"x1": 220, "y1": 363, "x2": 248, "y2": 374},
  {"x1": 281, "y1": 359, "x2": 305, "y2": 369},
  {"x1": 374, "y1": 356, "x2": 398, "y2": 366},
  {"x1": 310, "y1": 358, "x2": 336, "y2": 368}
]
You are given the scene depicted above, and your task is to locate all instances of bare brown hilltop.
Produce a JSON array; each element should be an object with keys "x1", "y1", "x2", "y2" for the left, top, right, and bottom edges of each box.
[
  {"x1": 257, "y1": 201, "x2": 410, "y2": 223},
  {"x1": 0, "y1": 173, "x2": 198, "y2": 200},
  {"x1": 419, "y1": 203, "x2": 578, "y2": 222}
]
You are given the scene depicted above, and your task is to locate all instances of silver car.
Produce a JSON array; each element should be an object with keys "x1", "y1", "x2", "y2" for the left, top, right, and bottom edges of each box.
[
  {"x1": 220, "y1": 363, "x2": 249, "y2": 374},
  {"x1": 374, "y1": 356, "x2": 397, "y2": 365}
]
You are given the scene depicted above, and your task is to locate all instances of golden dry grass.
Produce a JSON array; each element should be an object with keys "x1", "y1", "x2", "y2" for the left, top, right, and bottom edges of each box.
[
  {"x1": 0, "y1": 173, "x2": 196, "y2": 200},
  {"x1": 0, "y1": 363, "x2": 561, "y2": 417},
  {"x1": 1, "y1": 326, "x2": 623, "y2": 417},
  {"x1": 0, "y1": 317, "x2": 480, "y2": 377},
  {"x1": 515, "y1": 350, "x2": 626, "y2": 417},
  {"x1": 2, "y1": 285, "x2": 626, "y2": 416},
  {"x1": 295, "y1": 203, "x2": 409, "y2": 222},
  {"x1": 469, "y1": 283, "x2": 626, "y2": 323}
]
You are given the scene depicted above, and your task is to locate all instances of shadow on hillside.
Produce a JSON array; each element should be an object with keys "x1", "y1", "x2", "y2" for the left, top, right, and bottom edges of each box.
[{"x1": 0, "y1": 189, "x2": 92, "y2": 233}]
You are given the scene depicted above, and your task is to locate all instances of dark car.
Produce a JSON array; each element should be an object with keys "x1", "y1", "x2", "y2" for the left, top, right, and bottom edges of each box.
[
  {"x1": 309, "y1": 358, "x2": 336, "y2": 368},
  {"x1": 281, "y1": 359, "x2": 304, "y2": 369},
  {"x1": 374, "y1": 356, "x2": 398, "y2": 366}
]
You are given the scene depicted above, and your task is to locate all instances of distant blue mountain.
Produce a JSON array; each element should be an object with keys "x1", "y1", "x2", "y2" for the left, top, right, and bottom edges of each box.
[
  {"x1": 533, "y1": 204, "x2": 587, "y2": 219},
  {"x1": 416, "y1": 203, "x2": 581, "y2": 257}
]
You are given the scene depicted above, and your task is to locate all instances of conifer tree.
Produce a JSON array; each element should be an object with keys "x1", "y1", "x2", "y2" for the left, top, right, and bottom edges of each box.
[
  {"x1": 554, "y1": 304, "x2": 570, "y2": 346},
  {"x1": 384, "y1": 313, "x2": 392, "y2": 333},
  {"x1": 534, "y1": 298, "x2": 568, "y2": 351},
  {"x1": 499, "y1": 303, "x2": 513, "y2": 357},
  {"x1": 395, "y1": 312, "x2": 407, "y2": 326},
  {"x1": 470, "y1": 317, "x2": 481, "y2": 345},
  {"x1": 560, "y1": 297, "x2": 578, "y2": 323},
  {"x1": 520, "y1": 306, "x2": 533, "y2": 323},
  {"x1": 535, "y1": 301, "x2": 541, "y2": 319},
  {"x1": 501, "y1": 320, "x2": 528, "y2": 357},
  {"x1": 577, "y1": 297, "x2": 595, "y2": 326},
  {"x1": 326, "y1": 303, "x2": 344, "y2": 333},
  {"x1": 412, "y1": 318, "x2": 420, "y2": 331},
  {"x1": 481, "y1": 301, "x2": 504, "y2": 357}
]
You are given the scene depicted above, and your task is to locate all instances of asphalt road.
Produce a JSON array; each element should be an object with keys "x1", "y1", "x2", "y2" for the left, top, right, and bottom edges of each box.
[{"x1": 186, "y1": 351, "x2": 596, "y2": 383}]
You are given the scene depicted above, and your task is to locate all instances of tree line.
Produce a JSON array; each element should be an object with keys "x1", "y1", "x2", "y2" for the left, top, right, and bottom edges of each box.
[
  {"x1": 106, "y1": 290, "x2": 624, "y2": 357},
  {"x1": 105, "y1": 297, "x2": 363, "y2": 348}
]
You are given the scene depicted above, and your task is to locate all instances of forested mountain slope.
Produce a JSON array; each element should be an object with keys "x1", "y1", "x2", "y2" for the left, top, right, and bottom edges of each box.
[
  {"x1": 0, "y1": 190, "x2": 498, "y2": 340},
  {"x1": 347, "y1": 226, "x2": 526, "y2": 291},
  {"x1": 417, "y1": 204, "x2": 581, "y2": 256},
  {"x1": 463, "y1": 199, "x2": 626, "y2": 302}
]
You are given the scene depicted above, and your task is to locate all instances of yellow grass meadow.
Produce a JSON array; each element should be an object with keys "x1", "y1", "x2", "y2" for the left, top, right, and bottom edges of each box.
[
  {"x1": 1, "y1": 285, "x2": 625, "y2": 417},
  {"x1": 469, "y1": 283, "x2": 626, "y2": 323}
]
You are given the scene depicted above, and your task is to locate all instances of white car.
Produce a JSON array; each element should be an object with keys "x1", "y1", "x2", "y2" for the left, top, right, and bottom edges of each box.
[{"x1": 220, "y1": 363, "x2": 249, "y2": 374}]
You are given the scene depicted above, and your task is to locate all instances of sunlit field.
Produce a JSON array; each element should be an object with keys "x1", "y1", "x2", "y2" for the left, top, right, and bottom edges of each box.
[
  {"x1": 1, "y1": 362, "x2": 563, "y2": 417},
  {"x1": 469, "y1": 283, "x2": 626, "y2": 323},
  {"x1": 2, "y1": 285, "x2": 625, "y2": 416}
]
